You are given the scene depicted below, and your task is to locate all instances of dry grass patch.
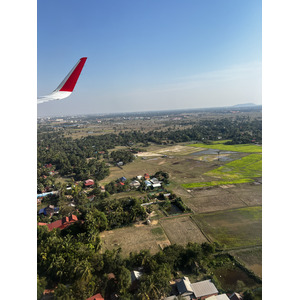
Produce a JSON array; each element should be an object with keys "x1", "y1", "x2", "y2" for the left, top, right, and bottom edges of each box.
[
  {"x1": 100, "y1": 224, "x2": 170, "y2": 256},
  {"x1": 159, "y1": 216, "x2": 208, "y2": 246}
]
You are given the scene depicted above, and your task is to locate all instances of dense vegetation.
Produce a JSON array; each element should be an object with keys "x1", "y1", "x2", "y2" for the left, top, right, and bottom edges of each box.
[
  {"x1": 37, "y1": 114, "x2": 262, "y2": 299},
  {"x1": 37, "y1": 116, "x2": 261, "y2": 191}
]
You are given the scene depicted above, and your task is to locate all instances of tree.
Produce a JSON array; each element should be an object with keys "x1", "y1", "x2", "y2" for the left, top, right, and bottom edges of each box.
[
  {"x1": 116, "y1": 266, "x2": 131, "y2": 295},
  {"x1": 243, "y1": 289, "x2": 255, "y2": 300},
  {"x1": 54, "y1": 284, "x2": 75, "y2": 300},
  {"x1": 37, "y1": 275, "x2": 47, "y2": 300}
]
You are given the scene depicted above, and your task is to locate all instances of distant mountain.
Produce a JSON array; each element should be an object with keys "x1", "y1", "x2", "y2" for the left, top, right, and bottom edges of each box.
[{"x1": 231, "y1": 103, "x2": 258, "y2": 107}]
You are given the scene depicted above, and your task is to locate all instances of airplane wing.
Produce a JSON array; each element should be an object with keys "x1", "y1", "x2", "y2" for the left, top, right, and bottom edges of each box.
[{"x1": 38, "y1": 57, "x2": 87, "y2": 104}]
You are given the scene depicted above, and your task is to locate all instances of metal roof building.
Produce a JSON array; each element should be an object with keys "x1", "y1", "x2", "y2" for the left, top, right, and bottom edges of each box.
[
  {"x1": 176, "y1": 277, "x2": 194, "y2": 297},
  {"x1": 190, "y1": 279, "x2": 218, "y2": 299}
]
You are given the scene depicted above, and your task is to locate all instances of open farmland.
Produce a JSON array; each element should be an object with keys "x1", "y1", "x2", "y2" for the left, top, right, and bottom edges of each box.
[
  {"x1": 230, "y1": 247, "x2": 262, "y2": 278},
  {"x1": 182, "y1": 154, "x2": 262, "y2": 189},
  {"x1": 159, "y1": 216, "x2": 208, "y2": 245},
  {"x1": 188, "y1": 142, "x2": 262, "y2": 153},
  {"x1": 100, "y1": 224, "x2": 170, "y2": 256},
  {"x1": 183, "y1": 183, "x2": 262, "y2": 214},
  {"x1": 192, "y1": 206, "x2": 262, "y2": 248}
]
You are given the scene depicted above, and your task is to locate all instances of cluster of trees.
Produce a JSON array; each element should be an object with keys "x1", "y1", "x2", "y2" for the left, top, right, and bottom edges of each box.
[
  {"x1": 37, "y1": 117, "x2": 261, "y2": 191},
  {"x1": 38, "y1": 117, "x2": 262, "y2": 171},
  {"x1": 95, "y1": 197, "x2": 147, "y2": 230},
  {"x1": 110, "y1": 149, "x2": 135, "y2": 164},
  {"x1": 38, "y1": 227, "x2": 218, "y2": 300}
]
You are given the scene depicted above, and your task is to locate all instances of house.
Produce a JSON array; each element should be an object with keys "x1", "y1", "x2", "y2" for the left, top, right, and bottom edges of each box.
[
  {"x1": 119, "y1": 182, "x2": 125, "y2": 186},
  {"x1": 229, "y1": 292, "x2": 243, "y2": 300},
  {"x1": 117, "y1": 161, "x2": 124, "y2": 167},
  {"x1": 144, "y1": 173, "x2": 150, "y2": 180},
  {"x1": 39, "y1": 214, "x2": 78, "y2": 231},
  {"x1": 38, "y1": 205, "x2": 59, "y2": 217},
  {"x1": 144, "y1": 180, "x2": 152, "y2": 187},
  {"x1": 136, "y1": 175, "x2": 143, "y2": 180},
  {"x1": 131, "y1": 270, "x2": 143, "y2": 283},
  {"x1": 84, "y1": 179, "x2": 95, "y2": 187},
  {"x1": 206, "y1": 294, "x2": 230, "y2": 300},
  {"x1": 150, "y1": 177, "x2": 160, "y2": 184},
  {"x1": 190, "y1": 279, "x2": 218, "y2": 299},
  {"x1": 130, "y1": 180, "x2": 141, "y2": 188},
  {"x1": 176, "y1": 277, "x2": 194, "y2": 297},
  {"x1": 120, "y1": 176, "x2": 127, "y2": 182},
  {"x1": 85, "y1": 293, "x2": 104, "y2": 300},
  {"x1": 152, "y1": 183, "x2": 161, "y2": 188}
]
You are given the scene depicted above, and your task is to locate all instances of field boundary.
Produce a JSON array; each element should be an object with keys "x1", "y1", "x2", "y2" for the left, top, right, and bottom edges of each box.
[{"x1": 189, "y1": 216, "x2": 212, "y2": 243}]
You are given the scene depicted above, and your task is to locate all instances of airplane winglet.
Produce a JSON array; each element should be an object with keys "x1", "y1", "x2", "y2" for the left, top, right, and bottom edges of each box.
[
  {"x1": 38, "y1": 57, "x2": 87, "y2": 104},
  {"x1": 54, "y1": 57, "x2": 87, "y2": 93}
]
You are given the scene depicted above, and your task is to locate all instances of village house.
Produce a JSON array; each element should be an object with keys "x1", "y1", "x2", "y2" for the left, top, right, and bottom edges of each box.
[
  {"x1": 229, "y1": 292, "x2": 243, "y2": 300},
  {"x1": 144, "y1": 173, "x2": 150, "y2": 180},
  {"x1": 85, "y1": 293, "x2": 104, "y2": 300},
  {"x1": 84, "y1": 179, "x2": 95, "y2": 187},
  {"x1": 144, "y1": 180, "x2": 152, "y2": 187},
  {"x1": 130, "y1": 270, "x2": 142, "y2": 283},
  {"x1": 38, "y1": 214, "x2": 78, "y2": 231},
  {"x1": 130, "y1": 180, "x2": 141, "y2": 188},
  {"x1": 38, "y1": 205, "x2": 59, "y2": 217},
  {"x1": 190, "y1": 279, "x2": 219, "y2": 299},
  {"x1": 174, "y1": 278, "x2": 219, "y2": 300},
  {"x1": 176, "y1": 276, "x2": 194, "y2": 298}
]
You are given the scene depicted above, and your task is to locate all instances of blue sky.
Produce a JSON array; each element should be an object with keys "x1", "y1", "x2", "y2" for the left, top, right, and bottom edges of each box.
[{"x1": 37, "y1": 0, "x2": 262, "y2": 116}]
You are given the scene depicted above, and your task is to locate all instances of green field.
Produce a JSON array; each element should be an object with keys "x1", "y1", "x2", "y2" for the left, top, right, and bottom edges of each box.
[
  {"x1": 188, "y1": 142, "x2": 262, "y2": 153},
  {"x1": 192, "y1": 207, "x2": 262, "y2": 248},
  {"x1": 207, "y1": 154, "x2": 262, "y2": 179},
  {"x1": 182, "y1": 154, "x2": 261, "y2": 189},
  {"x1": 230, "y1": 247, "x2": 262, "y2": 278}
]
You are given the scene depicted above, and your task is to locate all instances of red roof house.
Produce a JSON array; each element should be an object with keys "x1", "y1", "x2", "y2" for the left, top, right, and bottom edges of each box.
[
  {"x1": 84, "y1": 179, "x2": 95, "y2": 187},
  {"x1": 86, "y1": 293, "x2": 104, "y2": 300},
  {"x1": 39, "y1": 214, "x2": 78, "y2": 231},
  {"x1": 144, "y1": 173, "x2": 150, "y2": 180}
]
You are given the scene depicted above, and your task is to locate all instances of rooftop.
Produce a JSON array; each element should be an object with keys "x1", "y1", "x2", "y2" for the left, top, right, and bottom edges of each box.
[{"x1": 190, "y1": 279, "x2": 218, "y2": 298}]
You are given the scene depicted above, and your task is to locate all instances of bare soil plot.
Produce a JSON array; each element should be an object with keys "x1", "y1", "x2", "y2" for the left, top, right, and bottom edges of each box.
[
  {"x1": 227, "y1": 183, "x2": 262, "y2": 207},
  {"x1": 137, "y1": 145, "x2": 203, "y2": 157},
  {"x1": 159, "y1": 216, "x2": 208, "y2": 245},
  {"x1": 184, "y1": 186, "x2": 248, "y2": 214},
  {"x1": 183, "y1": 183, "x2": 262, "y2": 214},
  {"x1": 192, "y1": 206, "x2": 262, "y2": 248},
  {"x1": 230, "y1": 247, "x2": 262, "y2": 278},
  {"x1": 100, "y1": 224, "x2": 170, "y2": 256}
]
